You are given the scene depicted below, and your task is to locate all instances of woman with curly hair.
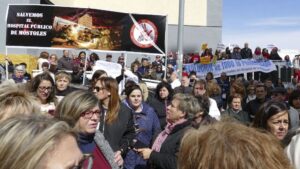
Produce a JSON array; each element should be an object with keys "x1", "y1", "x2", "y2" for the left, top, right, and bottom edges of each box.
[{"x1": 147, "y1": 81, "x2": 174, "y2": 129}]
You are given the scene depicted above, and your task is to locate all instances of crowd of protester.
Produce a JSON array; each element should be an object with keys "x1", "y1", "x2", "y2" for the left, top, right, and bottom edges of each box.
[{"x1": 0, "y1": 43, "x2": 300, "y2": 169}]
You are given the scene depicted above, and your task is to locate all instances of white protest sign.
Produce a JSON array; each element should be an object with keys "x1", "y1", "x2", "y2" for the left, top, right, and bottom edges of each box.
[
  {"x1": 216, "y1": 43, "x2": 226, "y2": 51},
  {"x1": 92, "y1": 60, "x2": 122, "y2": 78}
]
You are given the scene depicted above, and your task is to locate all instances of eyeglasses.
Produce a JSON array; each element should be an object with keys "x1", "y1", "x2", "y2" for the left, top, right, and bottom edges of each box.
[
  {"x1": 38, "y1": 86, "x2": 52, "y2": 91},
  {"x1": 93, "y1": 86, "x2": 106, "y2": 92},
  {"x1": 81, "y1": 110, "x2": 101, "y2": 119}
]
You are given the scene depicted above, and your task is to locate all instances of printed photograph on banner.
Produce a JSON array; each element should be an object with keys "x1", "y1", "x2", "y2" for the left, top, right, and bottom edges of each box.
[
  {"x1": 6, "y1": 5, "x2": 166, "y2": 54},
  {"x1": 51, "y1": 10, "x2": 123, "y2": 50}
]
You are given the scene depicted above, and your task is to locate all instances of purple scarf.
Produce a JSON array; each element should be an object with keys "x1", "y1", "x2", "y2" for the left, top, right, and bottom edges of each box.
[{"x1": 151, "y1": 119, "x2": 187, "y2": 152}]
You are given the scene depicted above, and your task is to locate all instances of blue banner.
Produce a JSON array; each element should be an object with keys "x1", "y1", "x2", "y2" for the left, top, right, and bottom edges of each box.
[{"x1": 184, "y1": 59, "x2": 276, "y2": 78}]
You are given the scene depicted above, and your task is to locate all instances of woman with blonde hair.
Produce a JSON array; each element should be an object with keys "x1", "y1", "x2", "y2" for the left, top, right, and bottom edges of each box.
[
  {"x1": 230, "y1": 81, "x2": 246, "y2": 99},
  {"x1": 94, "y1": 77, "x2": 135, "y2": 160},
  {"x1": 55, "y1": 71, "x2": 78, "y2": 101},
  {"x1": 56, "y1": 90, "x2": 119, "y2": 168},
  {"x1": 0, "y1": 115, "x2": 83, "y2": 169},
  {"x1": 179, "y1": 121, "x2": 293, "y2": 169},
  {"x1": 0, "y1": 82, "x2": 40, "y2": 121},
  {"x1": 206, "y1": 81, "x2": 223, "y2": 110}
]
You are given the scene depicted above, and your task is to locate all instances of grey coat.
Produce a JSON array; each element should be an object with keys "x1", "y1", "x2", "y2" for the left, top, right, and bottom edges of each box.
[{"x1": 94, "y1": 131, "x2": 120, "y2": 169}]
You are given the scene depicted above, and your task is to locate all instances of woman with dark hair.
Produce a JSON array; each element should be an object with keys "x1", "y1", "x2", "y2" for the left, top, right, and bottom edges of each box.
[
  {"x1": 253, "y1": 47, "x2": 263, "y2": 60},
  {"x1": 131, "y1": 61, "x2": 142, "y2": 81},
  {"x1": 205, "y1": 72, "x2": 216, "y2": 83},
  {"x1": 89, "y1": 69, "x2": 108, "y2": 91},
  {"x1": 193, "y1": 79, "x2": 221, "y2": 120},
  {"x1": 87, "y1": 52, "x2": 100, "y2": 71},
  {"x1": 122, "y1": 85, "x2": 161, "y2": 169},
  {"x1": 49, "y1": 54, "x2": 58, "y2": 73},
  {"x1": 93, "y1": 76, "x2": 135, "y2": 162},
  {"x1": 37, "y1": 51, "x2": 50, "y2": 70},
  {"x1": 262, "y1": 48, "x2": 270, "y2": 59},
  {"x1": 78, "y1": 51, "x2": 86, "y2": 60},
  {"x1": 155, "y1": 82, "x2": 173, "y2": 102},
  {"x1": 29, "y1": 72, "x2": 57, "y2": 115},
  {"x1": 253, "y1": 101, "x2": 291, "y2": 141},
  {"x1": 193, "y1": 94, "x2": 217, "y2": 128},
  {"x1": 288, "y1": 89, "x2": 300, "y2": 113},
  {"x1": 74, "y1": 51, "x2": 86, "y2": 69},
  {"x1": 147, "y1": 82, "x2": 174, "y2": 129}
]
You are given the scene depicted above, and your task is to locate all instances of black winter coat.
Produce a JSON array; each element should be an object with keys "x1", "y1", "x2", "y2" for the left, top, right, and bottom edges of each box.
[
  {"x1": 99, "y1": 102, "x2": 135, "y2": 156},
  {"x1": 148, "y1": 120, "x2": 191, "y2": 169}
]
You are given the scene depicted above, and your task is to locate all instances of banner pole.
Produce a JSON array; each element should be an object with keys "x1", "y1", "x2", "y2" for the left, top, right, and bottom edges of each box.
[
  {"x1": 5, "y1": 5, "x2": 9, "y2": 81},
  {"x1": 82, "y1": 48, "x2": 89, "y2": 86},
  {"x1": 123, "y1": 51, "x2": 127, "y2": 81},
  {"x1": 177, "y1": 0, "x2": 185, "y2": 80},
  {"x1": 164, "y1": 15, "x2": 169, "y2": 80},
  {"x1": 5, "y1": 47, "x2": 8, "y2": 80}
]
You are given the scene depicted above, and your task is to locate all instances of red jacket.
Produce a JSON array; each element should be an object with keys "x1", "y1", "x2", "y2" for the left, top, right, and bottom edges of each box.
[{"x1": 83, "y1": 146, "x2": 111, "y2": 169}]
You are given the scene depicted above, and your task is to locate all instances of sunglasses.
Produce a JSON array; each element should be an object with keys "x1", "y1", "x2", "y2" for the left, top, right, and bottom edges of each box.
[{"x1": 93, "y1": 86, "x2": 106, "y2": 92}]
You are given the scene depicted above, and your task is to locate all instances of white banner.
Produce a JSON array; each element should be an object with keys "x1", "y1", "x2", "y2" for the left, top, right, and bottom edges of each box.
[
  {"x1": 184, "y1": 59, "x2": 277, "y2": 78},
  {"x1": 91, "y1": 60, "x2": 122, "y2": 78},
  {"x1": 87, "y1": 60, "x2": 139, "y2": 84}
]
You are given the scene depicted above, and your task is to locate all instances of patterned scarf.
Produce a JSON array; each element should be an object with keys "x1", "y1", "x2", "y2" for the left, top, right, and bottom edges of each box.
[{"x1": 151, "y1": 118, "x2": 187, "y2": 152}]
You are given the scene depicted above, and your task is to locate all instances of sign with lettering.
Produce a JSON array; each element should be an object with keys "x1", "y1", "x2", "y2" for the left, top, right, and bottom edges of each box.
[
  {"x1": 184, "y1": 59, "x2": 277, "y2": 78},
  {"x1": 6, "y1": 5, "x2": 166, "y2": 54}
]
